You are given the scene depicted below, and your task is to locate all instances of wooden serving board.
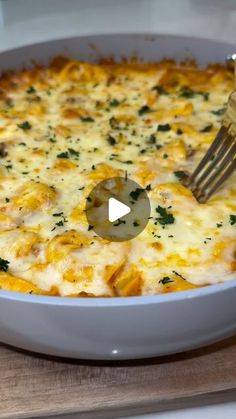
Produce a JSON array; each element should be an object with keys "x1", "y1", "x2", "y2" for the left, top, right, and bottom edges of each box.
[{"x1": 1, "y1": 336, "x2": 236, "y2": 419}]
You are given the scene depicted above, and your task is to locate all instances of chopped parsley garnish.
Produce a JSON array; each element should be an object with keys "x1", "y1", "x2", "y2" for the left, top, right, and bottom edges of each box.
[
  {"x1": 57, "y1": 151, "x2": 69, "y2": 159},
  {"x1": 138, "y1": 105, "x2": 151, "y2": 116},
  {"x1": 148, "y1": 134, "x2": 156, "y2": 144},
  {"x1": 109, "y1": 99, "x2": 120, "y2": 107},
  {"x1": 211, "y1": 108, "x2": 226, "y2": 116},
  {"x1": 146, "y1": 184, "x2": 151, "y2": 191},
  {"x1": 53, "y1": 212, "x2": 68, "y2": 229},
  {"x1": 172, "y1": 270, "x2": 186, "y2": 280},
  {"x1": 107, "y1": 135, "x2": 116, "y2": 146},
  {"x1": 216, "y1": 222, "x2": 223, "y2": 228},
  {"x1": 200, "y1": 124, "x2": 212, "y2": 133},
  {"x1": 109, "y1": 117, "x2": 119, "y2": 129},
  {"x1": 133, "y1": 221, "x2": 140, "y2": 227},
  {"x1": 230, "y1": 215, "x2": 236, "y2": 225},
  {"x1": 124, "y1": 160, "x2": 133, "y2": 164},
  {"x1": 174, "y1": 170, "x2": 187, "y2": 181},
  {"x1": 5, "y1": 197, "x2": 10, "y2": 203},
  {"x1": 152, "y1": 85, "x2": 168, "y2": 95},
  {"x1": 68, "y1": 148, "x2": 80, "y2": 157},
  {"x1": 163, "y1": 153, "x2": 168, "y2": 159},
  {"x1": 202, "y1": 92, "x2": 209, "y2": 101},
  {"x1": 157, "y1": 123, "x2": 171, "y2": 132},
  {"x1": 55, "y1": 220, "x2": 64, "y2": 227},
  {"x1": 88, "y1": 224, "x2": 94, "y2": 231},
  {"x1": 156, "y1": 206, "x2": 175, "y2": 225},
  {"x1": 179, "y1": 86, "x2": 196, "y2": 98},
  {"x1": 57, "y1": 148, "x2": 79, "y2": 159},
  {"x1": 130, "y1": 187, "x2": 145, "y2": 201},
  {"x1": 18, "y1": 121, "x2": 32, "y2": 131},
  {"x1": 113, "y1": 219, "x2": 126, "y2": 227},
  {"x1": 80, "y1": 117, "x2": 95, "y2": 122},
  {"x1": 26, "y1": 86, "x2": 36, "y2": 94},
  {"x1": 0, "y1": 258, "x2": 10, "y2": 272},
  {"x1": 179, "y1": 86, "x2": 209, "y2": 101},
  {"x1": 176, "y1": 128, "x2": 183, "y2": 135},
  {"x1": 159, "y1": 276, "x2": 173, "y2": 285}
]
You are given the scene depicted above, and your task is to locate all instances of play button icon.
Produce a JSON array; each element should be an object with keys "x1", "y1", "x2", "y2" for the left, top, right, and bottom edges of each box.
[
  {"x1": 108, "y1": 197, "x2": 131, "y2": 222},
  {"x1": 85, "y1": 177, "x2": 151, "y2": 242}
]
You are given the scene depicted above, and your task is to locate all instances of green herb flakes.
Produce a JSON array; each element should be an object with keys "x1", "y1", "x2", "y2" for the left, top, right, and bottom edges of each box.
[
  {"x1": 179, "y1": 86, "x2": 196, "y2": 98},
  {"x1": 211, "y1": 108, "x2": 226, "y2": 116},
  {"x1": 68, "y1": 148, "x2": 80, "y2": 157},
  {"x1": 80, "y1": 117, "x2": 94, "y2": 123},
  {"x1": 157, "y1": 123, "x2": 171, "y2": 132},
  {"x1": 0, "y1": 258, "x2": 10, "y2": 272},
  {"x1": 138, "y1": 105, "x2": 151, "y2": 116},
  {"x1": 107, "y1": 135, "x2": 116, "y2": 146},
  {"x1": 159, "y1": 277, "x2": 173, "y2": 285},
  {"x1": 156, "y1": 206, "x2": 175, "y2": 225},
  {"x1": 57, "y1": 148, "x2": 79, "y2": 159},
  {"x1": 130, "y1": 188, "x2": 145, "y2": 201},
  {"x1": 230, "y1": 215, "x2": 236, "y2": 225},
  {"x1": 109, "y1": 99, "x2": 120, "y2": 107},
  {"x1": 26, "y1": 86, "x2": 36, "y2": 94},
  {"x1": 57, "y1": 151, "x2": 69, "y2": 159},
  {"x1": 148, "y1": 134, "x2": 156, "y2": 144},
  {"x1": 152, "y1": 85, "x2": 168, "y2": 95},
  {"x1": 200, "y1": 124, "x2": 212, "y2": 133},
  {"x1": 18, "y1": 121, "x2": 32, "y2": 131},
  {"x1": 174, "y1": 170, "x2": 187, "y2": 181}
]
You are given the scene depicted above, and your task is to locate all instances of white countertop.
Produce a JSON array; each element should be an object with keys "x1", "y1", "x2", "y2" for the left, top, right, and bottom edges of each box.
[{"x1": 0, "y1": 1, "x2": 236, "y2": 418}]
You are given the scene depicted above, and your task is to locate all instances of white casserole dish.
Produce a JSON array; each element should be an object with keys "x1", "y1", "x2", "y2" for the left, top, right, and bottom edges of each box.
[{"x1": 0, "y1": 34, "x2": 235, "y2": 360}]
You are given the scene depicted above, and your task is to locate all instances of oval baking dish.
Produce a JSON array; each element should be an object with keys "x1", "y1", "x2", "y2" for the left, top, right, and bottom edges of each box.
[{"x1": 0, "y1": 34, "x2": 235, "y2": 360}]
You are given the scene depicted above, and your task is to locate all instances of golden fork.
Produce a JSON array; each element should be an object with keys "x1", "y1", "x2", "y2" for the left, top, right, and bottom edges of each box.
[{"x1": 185, "y1": 90, "x2": 236, "y2": 203}]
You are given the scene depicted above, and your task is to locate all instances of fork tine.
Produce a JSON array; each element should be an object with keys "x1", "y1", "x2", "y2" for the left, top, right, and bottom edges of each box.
[
  {"x1": 198, "y1": 158, "x2": 236, "y2": 202},
  {"x1": 191, "y1": 132, "x2": 234, "y2": 191},
  {"x1": 185, "y1": 125, "x2": 228, "y2": 187},
  {"x1": 194, "y1": 136, "x2": 235, "y2": 191},
  {"x1": 200, "y1": 142, "x2": 236, "y2": 190}
]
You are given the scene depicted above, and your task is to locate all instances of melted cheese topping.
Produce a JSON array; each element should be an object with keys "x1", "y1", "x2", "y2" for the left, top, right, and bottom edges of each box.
[{"x1": 0, "y1": 57, "x2": 235, "y2": 297}]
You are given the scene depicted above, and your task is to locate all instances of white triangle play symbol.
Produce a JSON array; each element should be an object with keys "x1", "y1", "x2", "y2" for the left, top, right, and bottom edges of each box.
[{"x1": 108, "y1": 197, "x2": 131, "y2": 223}]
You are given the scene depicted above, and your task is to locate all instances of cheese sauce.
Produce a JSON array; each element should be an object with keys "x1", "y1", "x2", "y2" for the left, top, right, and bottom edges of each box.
[{"x1": 0, "y1": 57, "x2": 235, "y2": 296}]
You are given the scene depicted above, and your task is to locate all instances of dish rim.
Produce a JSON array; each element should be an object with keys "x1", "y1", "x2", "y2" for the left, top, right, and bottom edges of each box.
[
  {"x1": 0, "y1": 32, "x2": 235, "y2": 306},
  {"x1": 1, "y1": 279, "x2": 236, "y2": 307},
  {"x1": 0, "y1": 32, "x2": 236, "y2": 56}
]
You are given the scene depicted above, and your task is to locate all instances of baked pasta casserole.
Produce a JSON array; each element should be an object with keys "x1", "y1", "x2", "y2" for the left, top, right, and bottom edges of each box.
[{"x1": 0, "y1": 57, "x2": 235, "y2": 297}]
